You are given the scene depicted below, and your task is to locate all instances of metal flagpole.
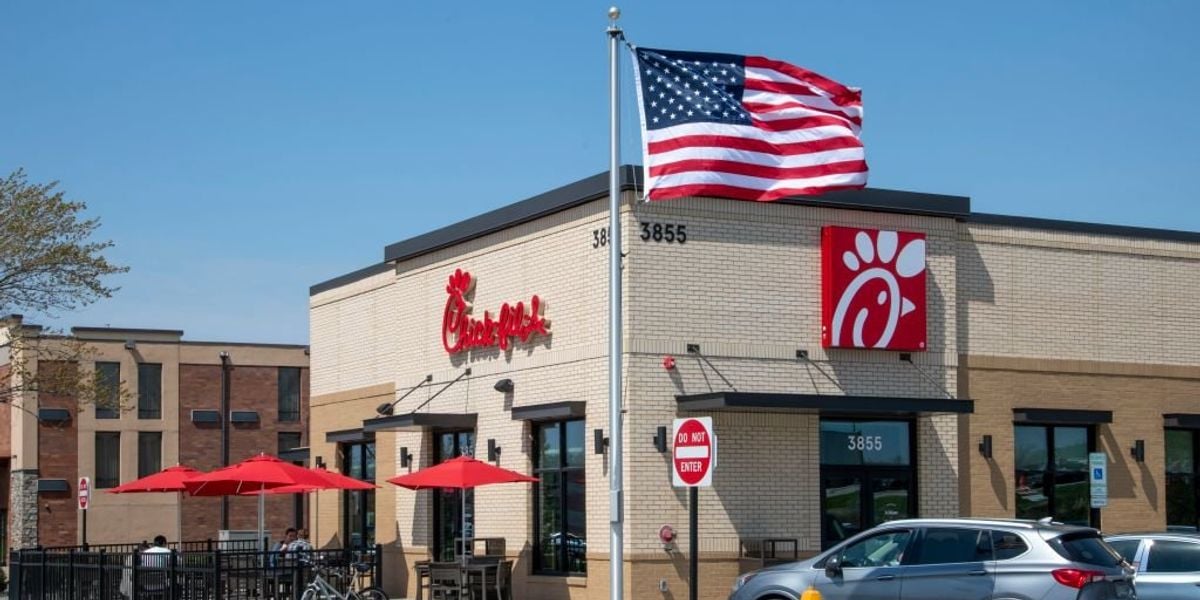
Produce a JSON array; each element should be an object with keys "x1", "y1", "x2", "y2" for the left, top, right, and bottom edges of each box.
[{"x1": 607, "y1": 7, "x2": 625, "y2": 600}]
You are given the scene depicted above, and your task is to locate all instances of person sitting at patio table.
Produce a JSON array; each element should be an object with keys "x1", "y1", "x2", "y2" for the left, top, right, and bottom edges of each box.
[
  {"x1": 140, "y1": 535, "x2": 172, "y2": 597},
  {"x1": 271, "y1": 527, "x2": 298, "y2": 568}
]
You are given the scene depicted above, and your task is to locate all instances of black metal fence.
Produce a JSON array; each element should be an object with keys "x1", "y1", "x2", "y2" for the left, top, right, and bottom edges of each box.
[{"x1": 9, "y1": 544, "x2": 383, "y2": 600}]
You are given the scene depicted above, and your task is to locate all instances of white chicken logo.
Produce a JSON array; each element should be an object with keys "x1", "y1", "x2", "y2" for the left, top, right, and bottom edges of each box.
[{"x1": 830, "y1": 230, "x2": 926, "y2": 348}]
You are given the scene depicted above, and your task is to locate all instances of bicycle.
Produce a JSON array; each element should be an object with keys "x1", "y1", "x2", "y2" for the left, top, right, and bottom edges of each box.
[{"x1": 300, "y1": 561, "x2": 389, "y2": 600}]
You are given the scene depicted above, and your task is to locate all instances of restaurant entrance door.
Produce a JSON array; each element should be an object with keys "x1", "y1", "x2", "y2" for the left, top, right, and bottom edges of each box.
[
  {"x1": 819, "y1": 419, "x2": 916, "y2": 549},
  {"x1": 433, "y1": 430, "x2": 476, "y2": 561}
]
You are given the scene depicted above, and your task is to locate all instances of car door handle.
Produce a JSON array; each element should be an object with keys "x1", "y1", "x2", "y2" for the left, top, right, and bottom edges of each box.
[
  {"x1": 876, "y1": 575, "x2": 896, "y2": 581},
  {"x1": 968, "y1": 570, "x2": 987, "y2": 576}
]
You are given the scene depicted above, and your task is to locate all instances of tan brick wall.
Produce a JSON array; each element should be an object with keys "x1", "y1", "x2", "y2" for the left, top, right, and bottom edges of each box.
[
  {"x1": 960, "y1": 223, "x2": 1200, "y2": 364},
  {"x1": 965, "y1": 359, "x2": 1200, "y2": 532},
  {"x1": 311, "y1": 191, "x2": 968, "y2": 598}
]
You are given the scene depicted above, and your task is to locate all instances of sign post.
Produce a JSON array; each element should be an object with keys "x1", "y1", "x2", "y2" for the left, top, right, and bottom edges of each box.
[
  {"x1": 673, "y1": 417, "x2": 715, "y2": 600},
  {"x1": 1089, "y1": 452, "x2": 1108, "y2": 509},
  {"x1": 78, "y1": 476, "x2": 91, "y2": 548}
]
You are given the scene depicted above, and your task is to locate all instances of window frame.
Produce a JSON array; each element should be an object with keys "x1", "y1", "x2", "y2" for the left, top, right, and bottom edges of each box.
[
  {"x1": 278, "y1": 432, "x2": 303, "y2": 454},
  {"x1": 824, "y1": 528, "x2": 912, "y2": 569},
  {"x1": 1145, "y1": 539, "x2": 1200, "y2": 573},
  {"x1": 137, "y1": 431, "x2": 163, "y2": 478},
  {"x1": 137, "y1": 363, "x2": 163, "y2": 420},
  {"x1": 341, "y1": 441, "x2": 376, "y2": 549},
  {"x1": 1165, "y1": 428, "x2": 1200, "y2": 530},
  {"x1": 95, "y1": 431, "x2": 121, "y2": 489},
  {"x1": 532, "y1": 419, "x2": 586, "y2": 576},
  {"x1": 95, "y1": 361, "x2": 121, "y2": 419},
  {"x1": 277, "y1": 367, "x2": 301, "y2": 422},
  {"x1": 1014, "y1": 424, "x2": 1098, "y2": 527}
]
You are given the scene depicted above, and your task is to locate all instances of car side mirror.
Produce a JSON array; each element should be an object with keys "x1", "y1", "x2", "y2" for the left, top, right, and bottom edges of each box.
[{"x1": 825, "y1": 555, "x2": 843, "y2": 578}]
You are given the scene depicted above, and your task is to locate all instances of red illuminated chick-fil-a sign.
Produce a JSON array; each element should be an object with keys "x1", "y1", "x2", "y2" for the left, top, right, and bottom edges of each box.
[{"x1": 442, "y1": 268, "x2": 549, "y2": 354}]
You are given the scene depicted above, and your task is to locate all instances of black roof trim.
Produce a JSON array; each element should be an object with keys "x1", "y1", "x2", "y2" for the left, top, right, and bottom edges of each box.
[
  {"x1": 511, "y1": 401, "x2": 586, "y2": 422},
  {"x1": 71, "y1": 326, "x2": 185, "y2": 336},
  {"x1": 382, "y1": 166, "x2": 642, "y2": 264},
  {"x1": 363, "y1": 412, "x2": 478, "y2": 433},
  {"x1": 316, "y1": 166, "x2": 972, "y2": 295},
  {"x1": 310, "y1": 262, "x2": 394, "y2": 296},
  {"x1": 1013, "y1": 408, "x2": 1113, "y2": 425},
  {"x1": 775, "y1": 187, "x2": 969, "y2": 218},
  {"x1": 1165, "y1": 414, "x2": 1200, "y2": 430},
  {"x1": 971, "y1": 213, "x2": 1200, "y2": 244},
  {"x1": 326, "y1": 428, "x2": 375, "y2": 444},
  {"x1": 676, "y1": 392, "x2": 973, "y2": 415}
]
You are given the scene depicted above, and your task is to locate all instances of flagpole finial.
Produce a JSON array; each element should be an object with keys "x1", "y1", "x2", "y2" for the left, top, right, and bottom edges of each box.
[{"x1": 608, "y1": 6, "x2": 620, "y2": 23}]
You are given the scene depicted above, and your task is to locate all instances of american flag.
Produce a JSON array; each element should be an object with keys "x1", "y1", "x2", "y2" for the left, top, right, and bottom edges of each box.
[{"x1": 632, "y1": 47, "x2": 866, "y2": 202}]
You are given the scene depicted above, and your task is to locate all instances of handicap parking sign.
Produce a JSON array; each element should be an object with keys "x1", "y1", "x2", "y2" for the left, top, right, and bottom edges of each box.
[{"x1": 1093, "y1": 467, "x2": 1104, "y2": 480}]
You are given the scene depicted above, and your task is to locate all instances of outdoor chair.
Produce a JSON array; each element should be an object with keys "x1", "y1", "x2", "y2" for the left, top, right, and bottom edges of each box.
[{"x1": 430, "y1": 564, "x2": 467, "y2": 600}]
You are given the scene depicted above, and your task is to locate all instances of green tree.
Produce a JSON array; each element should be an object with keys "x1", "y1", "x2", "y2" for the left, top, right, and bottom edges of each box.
[{"x1": 0, "y1": 168, "x2": 131, "y2": 412}]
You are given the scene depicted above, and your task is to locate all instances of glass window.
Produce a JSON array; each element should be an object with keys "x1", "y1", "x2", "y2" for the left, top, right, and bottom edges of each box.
[
  {"x1": 278, "y1": 432, "x2": 303, "y2": 454},
  {"x1": 342, "y1": 441, "x2": 376, "y2": 549},
  {"x1": 433, "y1": 432, "x2": 474, "y2": 561},
  {"x1": 910, "y1": 528, "x2": 990, "y2": 565},
  {"x1": 96, "y1": 432, "x2": 121, "y2": 488},
  {"x1": 1015, "y1": 425, "x2": 1093, "y2": 526},
  {"x1": 277, "y1": 367, "x2": 301, "y2": 422},
  {"x1": 820, "y1": 421, "x2": 911, "y2": 466},
  {"x1": 137, "y1": 363, "x2": 162, "y2": 419},
  {"x1": 534, "y1": 419, "x2": 586, "y2": 575},
  {"x1": 992, "y1": 531, "x2": 1030, "y2": 560},
  {"x1": 1166, "y1": 430, "x2": 1197, "y2": 529},
  {"x1": 137, "y1": 432, "x2": 162, "y2": 478},
  {"x1": 838, "y1": 529, "x2": 911, "y2": 568},
  {"x1": 1147, "y1": 540, "x2": 1200, "y2": 573},
  {"x1": 95, "y1": 362, "x2": 121, "y2": 419},
  {"x1": 1051, "y1": 532, "x2": 1123, "y2": 567},
  {"x1": 1106, "y1": 540, "x2": 1140, "y2": 564}
]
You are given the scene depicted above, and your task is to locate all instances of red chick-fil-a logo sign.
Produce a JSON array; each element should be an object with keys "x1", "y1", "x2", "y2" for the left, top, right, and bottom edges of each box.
[
  {"x1": 442, "y1": 269, "x2": 549, "y2": 354},
  {"x1": 821, "y1": 226, "x2": 927, "y2": 351}
]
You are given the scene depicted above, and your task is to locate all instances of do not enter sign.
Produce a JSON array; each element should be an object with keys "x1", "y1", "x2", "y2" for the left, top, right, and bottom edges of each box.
[{"x1": 672, "y1": 417, "x2": 715, "y2": 487}]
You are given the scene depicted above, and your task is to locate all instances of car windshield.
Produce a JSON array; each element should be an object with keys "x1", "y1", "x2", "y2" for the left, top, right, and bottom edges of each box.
[{"x1": 1051, "y1": 532, "x2": 1123, "y2": 567}]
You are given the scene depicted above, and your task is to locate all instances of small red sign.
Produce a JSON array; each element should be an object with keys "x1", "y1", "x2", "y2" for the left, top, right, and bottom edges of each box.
[
  {"x1": 78, "y1": 476, "x2": 90, "y2": 511},
  {"x1": 442, "y1": 269, "x2": 549, "y2": 354},
  {"x1": 672, "y1": 417, "x2": 715, "y2": 488},
  {"x1": 821, "y1": 226, "x2": 927, "y2": 351}
]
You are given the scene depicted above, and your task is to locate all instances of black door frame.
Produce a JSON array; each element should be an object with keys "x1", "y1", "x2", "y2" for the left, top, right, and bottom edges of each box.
[
  {"x1": 819, "y1": 417, "x2": 918, "y2": 549},
  {"x1": 432, "y1": 429, "x2": 475, "y2": 561},
  {"x1": 1165, "y1": 427, "x2": 1200, "y2": 530}
]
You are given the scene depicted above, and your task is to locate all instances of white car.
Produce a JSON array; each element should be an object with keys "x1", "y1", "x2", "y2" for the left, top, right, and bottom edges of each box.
[{"x1": 1105, "y1": 533, "x2": 1200, "y2": 600}]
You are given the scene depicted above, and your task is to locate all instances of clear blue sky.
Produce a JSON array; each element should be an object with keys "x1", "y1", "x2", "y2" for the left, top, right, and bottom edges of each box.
[{"x1": 3, "y1": 2, "x2": 1197, "y2": 344}]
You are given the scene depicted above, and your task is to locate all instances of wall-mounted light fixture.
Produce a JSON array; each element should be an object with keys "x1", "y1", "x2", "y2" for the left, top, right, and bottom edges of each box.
[
  {"x1": 1130, "y1": 439, "x2": 1146, "y2": 463},
  {"x1": 494, "y1": 378, "x2": 514, "y2": 394},
  {"x1": 315, "y1": 456, "x2": 325, "y2": 469},
  {"x1": 487, "y1": 439, "x2": 501, "y2": 462},
  {"x1": 653, "y1": 426, "x2": 668, "y2": 453},
  {"x1": 376, "y1": 403, "x2": 395, "y2": 416},
  {"x1": 124, "y1": 339, "x2": 137, "y2": 351},
  {"x1": 978, "y1": 435, "x2": 993, "y2": 459},
  {"x1": 593, "y1": 429, "x2": 609, "y2": 455},
  {"x1": 400, "y1": 447, "x2": 413, "y2": 469}
]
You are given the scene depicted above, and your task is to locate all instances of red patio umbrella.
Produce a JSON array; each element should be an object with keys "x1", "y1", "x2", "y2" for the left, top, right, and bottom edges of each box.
[
  {"x1": 388, "y1": 455, "x2": 537, "y2": 563},
  {"x1": 239, "y1": 466, "x2": 377, "y2": 495},
  {"x1": 185, "y1": 454, "x2": 330, "y2": 548},
  {"x1": 107, "y1": 465, "x2": 201, "y2": 544}
]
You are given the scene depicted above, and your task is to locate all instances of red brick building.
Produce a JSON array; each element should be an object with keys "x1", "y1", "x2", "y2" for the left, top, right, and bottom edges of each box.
[{"x1": 0, "y1": 318, "x2": 309, "y2": 551}]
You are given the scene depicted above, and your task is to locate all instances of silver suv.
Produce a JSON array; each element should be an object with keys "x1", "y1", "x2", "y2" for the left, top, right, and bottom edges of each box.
[{"x1": 730, "y1": 518, "x2": 1136, "y2": 600}]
